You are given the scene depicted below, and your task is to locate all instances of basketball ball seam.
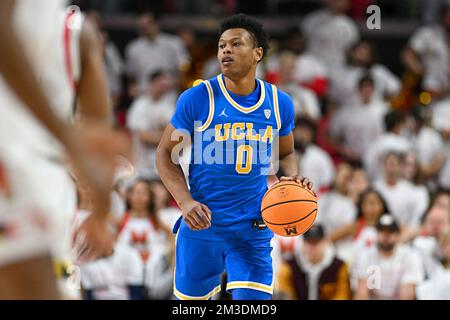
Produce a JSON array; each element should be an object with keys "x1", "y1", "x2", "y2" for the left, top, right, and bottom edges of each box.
[
  {"x1": 264, "y1": 182, "x2": 317, "y2": 198},
  {"x1": 261, "y1": 199, "x2": 317, "y2": 213},
  {"x1": 263, "y1": 208, "x2": 317, "y2": 226}
]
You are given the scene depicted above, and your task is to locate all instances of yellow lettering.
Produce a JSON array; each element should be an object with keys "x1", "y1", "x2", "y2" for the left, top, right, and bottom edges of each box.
[
  {"x1": 261, "y1": 125, "x2": 273, "y2": 143},
  {"x1": 246, "y1": 123, "x2": 261, "y2": 141},
  {"x1": 215, "y1": 123, "x2": 230, "y2": 141},
  {"x1": 236, "y1": 145, "x2": 253, "y2": 174},
  {"x1": 215, "y1": 123, "x2": 273, "y2": 142},
  {"x1": 231, "y1": 122, "x2": 245, "y2": 140}
]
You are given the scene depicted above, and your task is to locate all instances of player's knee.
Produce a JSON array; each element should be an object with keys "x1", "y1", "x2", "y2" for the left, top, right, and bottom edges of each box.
[{"x1": 231, "y1": 288, "x2": 272, "y2": 300}]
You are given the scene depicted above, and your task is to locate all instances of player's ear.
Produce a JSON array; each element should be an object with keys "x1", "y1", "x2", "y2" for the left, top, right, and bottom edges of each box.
[{"x1": 255, "y1": 47, "x2": 263, "y2": 63}]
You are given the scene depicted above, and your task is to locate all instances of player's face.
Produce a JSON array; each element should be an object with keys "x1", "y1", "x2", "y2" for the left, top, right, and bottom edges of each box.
[{"x1": 217, "y1": 28, "x2": 263, "y2": 79}]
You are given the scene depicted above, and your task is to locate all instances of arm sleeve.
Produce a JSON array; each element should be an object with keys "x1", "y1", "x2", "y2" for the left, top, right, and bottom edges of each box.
[
  {"x1": 278, "y1": 90, "x2": 295, "y2": 136},
  {"x1": 170, "y1": 85, "x2": 205, "y2": 134}
]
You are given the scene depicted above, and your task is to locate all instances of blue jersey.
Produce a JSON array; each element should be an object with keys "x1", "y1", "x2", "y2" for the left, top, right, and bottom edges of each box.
[{"x1": 170, "y1": 74, "x2": 294, "y2": 240}]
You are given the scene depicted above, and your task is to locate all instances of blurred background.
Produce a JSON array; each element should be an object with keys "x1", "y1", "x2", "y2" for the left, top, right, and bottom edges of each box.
[{"x1": 65, "y1": 0, "x2": 450, "y2": 300}]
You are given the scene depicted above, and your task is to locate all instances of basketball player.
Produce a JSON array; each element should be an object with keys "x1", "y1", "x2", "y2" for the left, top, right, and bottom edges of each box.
[
  {"x1": 0, "y1": 0, "x2": 118, "y2": 299},
  {"x1": 156, "y1": 14, "x2": 313, "y2": 300}
]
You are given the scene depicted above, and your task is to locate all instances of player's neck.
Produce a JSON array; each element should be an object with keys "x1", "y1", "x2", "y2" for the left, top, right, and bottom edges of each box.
[{"x1": 223, "y1": 73, "x2": 257, "y2": 96}]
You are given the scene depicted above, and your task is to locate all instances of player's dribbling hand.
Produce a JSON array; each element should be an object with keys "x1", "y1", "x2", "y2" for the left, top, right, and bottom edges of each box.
[
  {"x1": 179, "y1": 199, "x2": 212, "y2": 231},
  {"x1": 279, "y1": 175, "x2": 314, "y2": 191}
]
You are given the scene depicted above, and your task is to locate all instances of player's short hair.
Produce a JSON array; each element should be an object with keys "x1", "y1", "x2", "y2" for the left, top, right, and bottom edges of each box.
[{"x1": 219, "y1": 14, "x2": 270, "y2": 60}]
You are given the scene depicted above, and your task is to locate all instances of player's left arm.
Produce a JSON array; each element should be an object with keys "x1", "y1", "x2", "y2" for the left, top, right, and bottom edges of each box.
[
  {"x1": 275, "y1": 90, "x2": 313, "y2": 190},
  {"x1": 278, "y1": 133, "x2": 313, "y2": 190}
]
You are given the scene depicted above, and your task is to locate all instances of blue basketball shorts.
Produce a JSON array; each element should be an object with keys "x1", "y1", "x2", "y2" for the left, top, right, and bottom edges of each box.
[{"x1": 173, "y1": 229, "x2": 274, "y2": 300}]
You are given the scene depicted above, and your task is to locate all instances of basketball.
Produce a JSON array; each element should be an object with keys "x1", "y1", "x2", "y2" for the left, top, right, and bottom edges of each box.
[{"x1": 261, "y1": 181, "x2": 318, "y2": 237}]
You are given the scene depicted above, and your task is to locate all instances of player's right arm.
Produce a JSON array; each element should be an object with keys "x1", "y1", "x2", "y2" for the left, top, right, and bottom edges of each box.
[{"x1": 156, "y1": 124, "x2": 211, "y2": 230}]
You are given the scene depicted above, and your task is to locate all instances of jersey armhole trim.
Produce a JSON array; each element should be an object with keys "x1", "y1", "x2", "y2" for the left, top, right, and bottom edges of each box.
[
  {"x1": 194, "y1": 80, "x2": 214, "y2": 132},
  {"x1": 271, "y1": 84, "x2": 281, "y2": 130}
]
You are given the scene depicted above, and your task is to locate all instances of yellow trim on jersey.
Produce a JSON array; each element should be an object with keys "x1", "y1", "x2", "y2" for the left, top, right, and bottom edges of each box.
[
  {"x1": 226, "y1": 281, "x2": 274, "y2": 294},
  {"x1": 194, "y1": 80, "x2": 215, "y2": 132},
  {"x1": 174, "y1": 285, "x2": 222, "y2": 300},
  {"x1": 271, "y1": 84, "x2": 281, "y2": 130},
  {"x1": 217, "y1": 74, "x2": 266, "y2": 114}
]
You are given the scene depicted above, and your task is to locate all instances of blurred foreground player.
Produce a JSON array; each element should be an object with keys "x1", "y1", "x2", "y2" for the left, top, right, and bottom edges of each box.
[
  {"x1": 157, "y1": 14, "x2": 312, "y2": 300},
  {"x1": 0, "y1": 0, "x2": 119, "y2": 299}
]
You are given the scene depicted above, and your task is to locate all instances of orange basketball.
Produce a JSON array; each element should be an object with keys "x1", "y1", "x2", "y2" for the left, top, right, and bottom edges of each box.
[{"x1": 261, "y1": 181, "x2": 318, "y2": 237}]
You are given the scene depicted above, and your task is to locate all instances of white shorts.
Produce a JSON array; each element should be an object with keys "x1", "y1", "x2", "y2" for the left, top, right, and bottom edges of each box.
[{"x1": 0, "y1": 147, "x2": 76, "y2": 267}]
